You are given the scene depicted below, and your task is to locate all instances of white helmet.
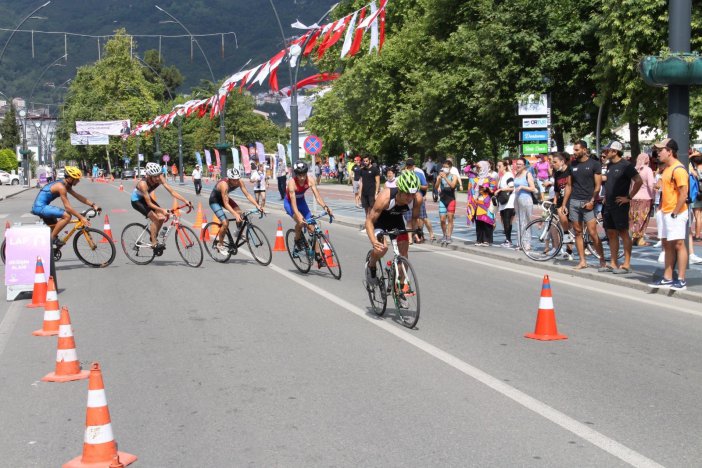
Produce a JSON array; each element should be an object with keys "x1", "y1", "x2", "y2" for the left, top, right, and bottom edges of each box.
[
  {"x1": 145, "y1": 162, "x2": 161, "y2": 176},
  {"x1": 227, "y1": 168, "x2": 240, "y2": 179}
]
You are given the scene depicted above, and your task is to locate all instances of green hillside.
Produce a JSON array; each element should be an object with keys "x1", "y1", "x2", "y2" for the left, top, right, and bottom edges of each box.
[{"x1": 0, "y1": 0, "x2": 334, "y2": 107}]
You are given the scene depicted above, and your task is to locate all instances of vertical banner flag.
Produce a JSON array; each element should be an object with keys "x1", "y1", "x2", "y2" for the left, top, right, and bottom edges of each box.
[
  {"x1": 232, "y1": 147, "x2": 240, "y2": 171},
  {"x1": 204, "y1": 149, "x2": 212, "y2": 167},
  {"x1": 195, "y1": 151, "x2": 203, "y2": 168},
  {"x1": 276, "y1": 143, "x2": 287, "y2": 175},
  {"x1": 329, "y1": 156, "x2": 336, "y2": 172},
  {"x1": 214, "y1": 148, "x2": 221, "y2": 170},
  {"x1": 255, "y1": 142, "x2": 266, "y2": 163},
  {"x1": 287, "y1": 143, "x2": 293, "y2": 165},
  {"x1": 240, "y1": 145, "x2": 250, "y2": 175}
]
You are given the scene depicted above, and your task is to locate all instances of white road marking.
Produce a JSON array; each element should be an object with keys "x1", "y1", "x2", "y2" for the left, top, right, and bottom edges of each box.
[
  {"x1": 0, "y1": 214, "x2": 8, "y2": 219},
  {"x1": 20, "y1": 213, "x2": 35, "y2": 218},
  {"x1": 0, "y1": 302, "x2": 23, "y2": 361},
  {"x1": 240, "y1": 250, "x2": 663, "y2": 468}
]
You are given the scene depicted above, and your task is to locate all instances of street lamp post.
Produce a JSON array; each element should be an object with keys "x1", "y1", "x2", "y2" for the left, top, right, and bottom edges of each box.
[
  {"x1": 18, "y1": 109, "x2": 30, "y2": 187},
  {"x1": 34, "y1": 120, "x2": 42, "y2": 165}
]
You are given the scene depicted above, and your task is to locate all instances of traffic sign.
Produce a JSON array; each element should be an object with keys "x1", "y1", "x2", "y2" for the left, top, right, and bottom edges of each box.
[
  {"x1": 303, "y1": 135, "x2": 323, "y2": 155},
  {"x1": 163, "y1": 154, "x2": 170, "y2": 162},
  {"x1": 522, "y1": 117, "x2": 549, "y2": 128},
  {"x1": 522, "y1": 130, "x2": 549, "y2": 142},
  {"x1": 522, "y1": 143, "x2": 549, "y2": 154}
]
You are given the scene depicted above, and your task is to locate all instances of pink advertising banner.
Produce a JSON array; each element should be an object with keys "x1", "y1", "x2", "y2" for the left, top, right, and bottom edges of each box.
[
  {"x1": 5, "y1": 225, "x2": 51, "y2": 287},
  {"x1": 240, "y1": 146, "x2": 250, "y2": 175}
]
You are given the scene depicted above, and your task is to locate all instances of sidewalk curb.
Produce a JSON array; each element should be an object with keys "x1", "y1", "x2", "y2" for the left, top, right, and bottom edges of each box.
[{"x1": 0, "y1": 186, "x2": 32, "y2": 201}]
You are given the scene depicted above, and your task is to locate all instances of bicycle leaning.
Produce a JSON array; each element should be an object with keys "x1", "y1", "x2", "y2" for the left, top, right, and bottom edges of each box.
[
  {"x1": 519, "y1": 200, "x2": 623, "y2": 262},
  {"x1": 285, "y1": 213, "x2": 342, "y2": 279},
  {"x1": 1, "y1": 208, "x2": 115, "y2": 268},
  {"x1": 120, "y1": 203, "x2": 203, "y2": 267},
  {"x1": 202, "y1": 209, "x2": 272, "y2": 265},
  {"x1": 364, "y1": 228, "x2": 421, "y2": 329}
]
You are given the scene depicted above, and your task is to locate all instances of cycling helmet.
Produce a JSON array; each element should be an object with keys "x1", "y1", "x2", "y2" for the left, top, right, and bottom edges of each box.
[
  {"x1": 64, "y1": 166, "x2": 82, "y2": 180},
  {"x1": 227, "y1": 168, "x2": 240, "y2": 179},
  {"x1": 396, "y1": 170, "x2": 420, "y2": 194},
  {"x1": 145, "y1": 162, "x2": 161, "y2": 176},
  {"x1": 293, "y1": 161, "x2": 308, "y2": 175}
]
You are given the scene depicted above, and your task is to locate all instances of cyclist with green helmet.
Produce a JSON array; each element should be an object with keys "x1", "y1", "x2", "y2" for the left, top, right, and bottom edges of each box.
[{"x1": 365, "y1": 170, "x2": 423, "y2": 284}]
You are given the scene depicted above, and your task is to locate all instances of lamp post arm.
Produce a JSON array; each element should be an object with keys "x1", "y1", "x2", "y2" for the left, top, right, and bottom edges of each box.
[{"x1": 0, "y1": 1, "x2": 51, "y2": 65}]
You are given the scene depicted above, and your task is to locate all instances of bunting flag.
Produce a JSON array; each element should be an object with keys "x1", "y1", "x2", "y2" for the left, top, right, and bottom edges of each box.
[
  {"x1": 303, "y1": 29, "x2": 322, "y2": 56},
  {"x1": 368, "y1": 1, "x2": 379, "y2": 52},
  {"x1": 379, "y1": 4, "x2": 386, "y2": 51},
  {"x1": 340, "y1": 11, "x2": 358, "y2": 58},
  {"x1": 318, "y1": 15, "x2": 351, "y2": 58},
  {"x1": 348, "y1": 7, "x2": 367, "y2": 57}
]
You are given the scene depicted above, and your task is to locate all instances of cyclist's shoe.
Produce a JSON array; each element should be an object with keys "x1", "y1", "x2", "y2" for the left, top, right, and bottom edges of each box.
[
  {"x1": 217, "y1": 244, "x2": 229, "y2": 255},
  {"x1": 52, "y1": 237, "x2": 66, "y2": 248},
  {"x1": 292, "y1": 239, "x2": 305, "y2": 258},
  {"x1": 315, "y1": 253, "x2": 326, "y2": 268},
  {"x1": 398, "y1": 295, "x2": 410, "y2": 309},
  {"x1": 365, "y1": 266, "x2": 379, "y2": 286}
]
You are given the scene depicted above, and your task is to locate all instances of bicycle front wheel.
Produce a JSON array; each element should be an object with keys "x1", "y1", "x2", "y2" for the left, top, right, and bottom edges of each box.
[
  {"x1": 203, "y1": 222, "x2": 231, "y2": 263},
  {"x1": 73, "y1": 228, "x2": 116, "y2": 267},
  {"x1": 394, "y1": 257, "x2": 420, "y2": 329},
  {"x1": 365, "y1": 250, "x2": 387, "y2": 316},
  {"x1": 175, "y1": 225, "x2": 203, "y2": 268},
  {"x1": 520, "y1": 218, "x2": 563, "y2": 261},
  {"x1": 120, "y1": 223, "x2": 155, "y2": 265},
  {"x1": 318, "y1": 231, "x2": 342, "y2": 279},
  {"x1": 246, "y1": 224, "x2": 272, "y2": 266},
  {"x1": 286, "y1": 229, "x2": 312, "y2": 274}
]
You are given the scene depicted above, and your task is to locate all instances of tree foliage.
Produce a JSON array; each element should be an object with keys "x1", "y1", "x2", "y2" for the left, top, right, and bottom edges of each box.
[
  {"x1": 0, "y1": 148, "x2": 17, "y2": 172},
  {"x1": 0, "y1": 105, "x2": 20, "y2": 150}
]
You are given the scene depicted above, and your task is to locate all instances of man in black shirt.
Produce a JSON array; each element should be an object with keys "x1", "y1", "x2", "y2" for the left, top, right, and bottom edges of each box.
[
  {"x1": 601, "y1": 141, "x2": 642, "y2": 273},
  {"x1": 565, "y1": 140, "x2": 606, "y2": 270},
  {"x1": 358, "y1": 156, "x2": 381, "y2": 216}
]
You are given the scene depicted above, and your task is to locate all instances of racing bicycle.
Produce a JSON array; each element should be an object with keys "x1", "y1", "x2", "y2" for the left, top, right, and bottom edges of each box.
[
  {"x1": 202, "y1": 209, "x2": 272, "y2": 265},
  {"x1": 285, "y1": 213, "x2": 342, "y2": 279},
  {"x1": 1, "y1": 208, "x2": 115, "y2": 267},
  {"x1": 364, "y1": 228, "x2": 421, "y2": 329},
  {"x1": 120, "y1": 203, "x2": 203, "y2": 267}
]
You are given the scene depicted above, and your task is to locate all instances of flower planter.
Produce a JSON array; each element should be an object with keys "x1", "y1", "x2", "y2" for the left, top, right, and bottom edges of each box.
[{"x1": 639, "y1": 53, "x2": 702, "y2": 87}]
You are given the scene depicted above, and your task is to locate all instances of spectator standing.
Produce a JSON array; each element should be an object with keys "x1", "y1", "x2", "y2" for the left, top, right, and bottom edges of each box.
[
  {"x1": 404, "y1": 158, "x2": 433, "y2": 243},
  {"x1": 630, "y1": 153, "x2": 656, "y2": 246},
  {"x1": 352, "y1": 157, "x2": 363, "y2": 207},
  {"x1": 474, "y1": 183, "x2": 495, "y2": 246},
  {"x1": 250, "y1": 163, "x2": 268, "y2": 210},
  {"x1": 358, "y1": 156, "x2": 381, "y2": 217},
  {"x1": 600, "y1": 141, "x2": 642, "y2": 274},
  {"x1": 568, "y1": 140, "x2": 606, "y2": 270},
  {"x1": 689, "y1": 152, "x2": 702, "y2": 241},
  {"x1": 649, "y1": 138, "x2": 688, "y2": 290},
  {"x1": 494, "y1": 159, "x2": 515, "y2": 248},
  {"x1": 552, "y1": 153, "x2": 574, "y2": 260},
  {"x1": 171, "y1": 163, "x2": 178, "y2": 182},
  {"x1": 436, "y1": 159, "x2": 458, "y2": 244},
  {"x1": 384, "y1": 165, "x2": 397, "y2": 188},
  {"x1": 192, "y1": 164, "x2": 202, "y2": 195},
  {"x1": 534, "y1": 154, "x2": 551, "y2": 197},
  {"x1": 512, "y1": 158, "x2": 537, "y2": 251},
  {"x1": 275, "y1": 153, "x2": 288, "y2": 200},
  {"x1": 314, "y1": 160, "x2": 322, "y2": 184}
]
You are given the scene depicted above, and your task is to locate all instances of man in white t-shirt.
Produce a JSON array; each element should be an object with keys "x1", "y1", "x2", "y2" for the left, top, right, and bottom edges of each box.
[{"x1": 192, "y1": 164, "x2": 202, "y2": 195}]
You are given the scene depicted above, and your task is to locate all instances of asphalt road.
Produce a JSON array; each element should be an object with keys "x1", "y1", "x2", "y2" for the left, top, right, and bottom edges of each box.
[{"x1": 1, "y1": 181, "x2": 701, "y2": 467}]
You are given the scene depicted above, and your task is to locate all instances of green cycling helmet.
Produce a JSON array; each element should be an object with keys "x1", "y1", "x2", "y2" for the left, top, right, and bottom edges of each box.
[{"x1": 396, "y1": 170, "x2": 420, "y2": 194}]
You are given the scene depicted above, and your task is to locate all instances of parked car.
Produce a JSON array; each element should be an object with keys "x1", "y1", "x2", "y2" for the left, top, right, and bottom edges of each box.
[
  {"x1": 134, "y1": 167, "x2": 145, "y2": 177},
  {"x1": 0, "y1": 170, "x2": 20, "y2": 185},
  {"x1": 121, "y1": 168, "x2": 135, "y2": 179}
]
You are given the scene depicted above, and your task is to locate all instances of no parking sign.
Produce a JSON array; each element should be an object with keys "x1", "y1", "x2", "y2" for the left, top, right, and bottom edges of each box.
[{"x1": 303, "y1": 135, "x2": 323, "y2": 155}]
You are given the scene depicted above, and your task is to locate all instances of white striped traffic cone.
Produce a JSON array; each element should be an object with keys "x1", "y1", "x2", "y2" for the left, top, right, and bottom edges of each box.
[
  {"x1": 42, "y1": 306, "x2": 89, "y2": 382},
  {"x1": 33, "y1": 277, "x2": 60, "y2": 336}
]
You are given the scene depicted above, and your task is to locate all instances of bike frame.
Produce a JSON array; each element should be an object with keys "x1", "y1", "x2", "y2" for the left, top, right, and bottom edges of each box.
[{"x1": 219, "y1": 210, "x2": 261, "y2": 251}]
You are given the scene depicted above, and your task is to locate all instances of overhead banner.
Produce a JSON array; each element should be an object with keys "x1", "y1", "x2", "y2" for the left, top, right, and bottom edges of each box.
[
  {"x1": 76, "y1": 120, "x2": 131, "y2": 136},
  {"x1": 70, "y1": 133, "x2": 109, "y2": 146}
]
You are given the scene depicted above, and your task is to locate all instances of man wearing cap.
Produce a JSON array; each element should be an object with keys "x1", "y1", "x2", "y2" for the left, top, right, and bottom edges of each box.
[
  {"x1": 192, "y1": 164, "x2": 202, "y2": 195},
  {"x1": 601, "y1": 141, "x2": 642, "y2": 274},
  {"x1": 650, "y1": 138, "x2": 689, "y2": 290}
]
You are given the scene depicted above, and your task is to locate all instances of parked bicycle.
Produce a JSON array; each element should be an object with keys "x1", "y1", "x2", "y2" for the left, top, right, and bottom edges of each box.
[
  {"x1": 364, "y1": 228, "x2": 421, "y2": 329},
  {"x1": 202, "y1": 209, "x2": 272, "y2": 265},
  {"x1": 120, "y1": 203, "x2": 203, "y2": 267},
  {"x1": 285, "y1": 213, "x2": 342, "y2": 279},
  {"x1": 1, "y1": 208, "x2": 115, "y2": 267},
  {"x1": 519, "y1": 200, "x2": 623, "y2": 262}
]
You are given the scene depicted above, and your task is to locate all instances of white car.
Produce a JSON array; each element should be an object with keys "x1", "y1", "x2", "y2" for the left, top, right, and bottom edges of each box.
[{"x1": 0, "y1": 170, "x2": 20, "y2": 185}]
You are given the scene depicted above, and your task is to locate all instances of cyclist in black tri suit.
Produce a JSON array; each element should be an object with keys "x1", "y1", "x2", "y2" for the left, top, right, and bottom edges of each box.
[
  {"x1": 209, "y1": 168, "x2": 265, "y2": 254},
  {"x1": 130, "y1": 162, "x2": 191, "y2": 247}
]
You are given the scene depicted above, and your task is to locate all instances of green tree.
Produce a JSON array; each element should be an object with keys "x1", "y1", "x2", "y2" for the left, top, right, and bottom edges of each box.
[
  {"x1": 0, "y1": 148, "x2": 18, "y2": 172},
  {"x1": 0, "y1": 105, "x2": 20, "y2": 150},
  {"x1": 142, "y1": 49, "x2": 185, "y2": 101}
]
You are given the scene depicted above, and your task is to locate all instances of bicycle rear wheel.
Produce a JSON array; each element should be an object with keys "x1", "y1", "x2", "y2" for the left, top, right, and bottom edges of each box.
[
  {"x1": 365, "y1": 251, "x2": 387, "y2": 316},
  {"x1": 175, "y1": 225, "x2": 203, "y2": 267},
  {"x1": 246, "y1": 224, "x2": 272, "y2": 266},
  {"x1": 203, "y1": 222, "x2": 232, "y2": 263},
  {"x1": 73, "y1": 228, "x2": 116, "y2": 267},
  {"x1": 286, "y1": 229, "x2": 312, "y2": 273},
  {"x1": 520, "y1": 218, "x2": 563, "y2": 261},
  {"x1": 393, "y1": 257, "x2": 420, "y2": 328},
  {"x1": 318, "y1": 231, "x2": 342, "y2": 279},
  {"x1": 120, "y1": 223, "x2": 155, "y2": 265}
]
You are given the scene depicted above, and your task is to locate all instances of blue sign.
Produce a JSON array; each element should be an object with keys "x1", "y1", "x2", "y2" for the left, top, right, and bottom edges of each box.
[
  {"x1": 522, "y1": 130, "x2": 549, "y2": 142},
  {"x1": 303, "y1": 135, "x2": 323, "y2": 155}
]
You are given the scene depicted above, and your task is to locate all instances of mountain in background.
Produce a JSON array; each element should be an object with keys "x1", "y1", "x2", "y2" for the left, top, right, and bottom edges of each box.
[{"x1": 0, "y1": 0, "x2": 335, "y2": 109}]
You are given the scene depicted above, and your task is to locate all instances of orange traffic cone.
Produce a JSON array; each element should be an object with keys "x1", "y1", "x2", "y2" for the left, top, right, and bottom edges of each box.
[
  {"x1": 273, "y1": 220, "x2": 286, "y2": 251},
  {"x1": 193, "y1": 202, "x2": 204, "y2": 231},
  {"x1": 118, "y1": 182, "x2": 124, "y2": 192},
  {"x1": 27, "y1": 256, "x2": 48, "y2": 308},
  {"x1": 525, "y1": 275, "x2": 567, "y2": 341},
  {"x1": 100, "y1": 215, "x2": 114, "y2": 243},
  {"x1": 109, "y1": 455, "x2": 125, "y2": 468},
  {"x1": 200, "y1": 213, "x2": 210, "y2": 241},
  {"x1": 42, "y1": 306, "x2": 90, "y2": 382},
  {"x1": 33, "y1": 277, "x2": 60, "y2": 336},
  {"x1": 63, "y1": 362, "x2": 137, "y2": 468},
  {"x1": 322, "y1": 230, "x2": 337, "y2": 267}
]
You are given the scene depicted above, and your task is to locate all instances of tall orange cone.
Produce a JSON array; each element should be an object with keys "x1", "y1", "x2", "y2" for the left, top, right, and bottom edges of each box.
[
  {"x1": 63, "y1": 362, "x2": 137, "y2": 468},
  {"x1": 200, "y1": 213, "x2": 211, "y2": 241},
  {"x1": 33, "y1": 277, "x2": 60, "y2": 336},
  {"x1": 525, "y1": 275, "x2": 567, "y2": 341},
  {"x1": 100, "y1": 215, "x2": 114, "y2": 243},
  {"x1": 322, "y1": 230, "x2": 337, "y2": 267},
  {"x1": 273, "y1": 220, "x2": 286, "y2": 251},
  {"x1": 193, "y1": 202, "x2": 204, "y2": 231},
  {"x1": 42, "y1": 306, "x2": 90, "y2": 382},
  {"x1": 118, "y1": 182, "x2": 124, "y2": 192},
  {"x1": 27, "y1": 256, "x2": 48, "y2": 308}
]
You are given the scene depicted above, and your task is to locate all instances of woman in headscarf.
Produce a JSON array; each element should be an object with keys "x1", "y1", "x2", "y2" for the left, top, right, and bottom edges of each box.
[
  {"x1": 629, "y1": 153, "x2": 655, "y2": 246},
  {"x1": 466, "y1": 161, "x2": 497, "y2": 241}
]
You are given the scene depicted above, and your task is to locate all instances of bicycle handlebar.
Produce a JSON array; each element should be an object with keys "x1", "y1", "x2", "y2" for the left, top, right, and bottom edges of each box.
[
  {"x1": 376, "y1": 228, "x2": 422, "y2": 238},
  {"x1": 81, "y1": 208, "x2": 100, "y2": 219},
  {"x1": 305, "y1": 213, "x2": 334, "y2": 225},
  {"x1": 168, "y1": 203, "x2": 193, "y2": 216}
]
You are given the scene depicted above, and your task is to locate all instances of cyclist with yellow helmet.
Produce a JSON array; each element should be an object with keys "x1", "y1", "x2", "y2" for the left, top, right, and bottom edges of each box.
[
  {"x1": 365, "y1": 168, "x2": 423, "y2": 285},
  {"x1": 31, "y1": 166, "x2": 100, "y2": 246}
]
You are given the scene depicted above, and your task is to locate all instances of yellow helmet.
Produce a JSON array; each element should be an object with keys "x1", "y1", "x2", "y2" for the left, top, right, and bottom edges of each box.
[{"x1": 64, "y1": 166, "x2": 82, "y2": 180}]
